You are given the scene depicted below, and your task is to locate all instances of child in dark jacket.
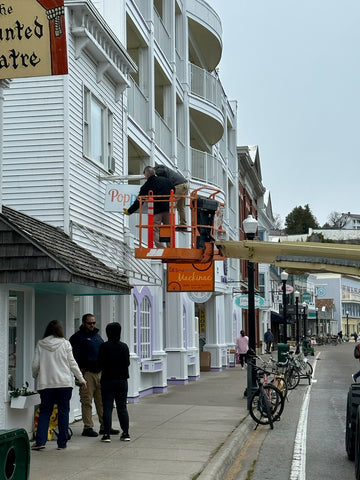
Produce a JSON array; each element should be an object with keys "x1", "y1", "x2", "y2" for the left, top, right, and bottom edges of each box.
[{"x1": 98, "y1": 322, "x2": 130, "y2": 442}]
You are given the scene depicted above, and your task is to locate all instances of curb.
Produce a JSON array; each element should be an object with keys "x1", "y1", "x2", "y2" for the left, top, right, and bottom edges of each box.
[{"x1": 198, "y1": 413, "x2": 254, "y2": 480}]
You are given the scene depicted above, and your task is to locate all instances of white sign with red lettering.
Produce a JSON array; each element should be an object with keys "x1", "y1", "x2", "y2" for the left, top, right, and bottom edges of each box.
[{"x1": 104, "y1": 184, "x2": 139, "y2": 211}]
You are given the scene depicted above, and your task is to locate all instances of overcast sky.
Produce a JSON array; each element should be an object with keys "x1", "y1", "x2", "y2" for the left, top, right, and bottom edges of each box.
[{"x1": 206, "y1": 0, "x2": 360, "y2": 227}]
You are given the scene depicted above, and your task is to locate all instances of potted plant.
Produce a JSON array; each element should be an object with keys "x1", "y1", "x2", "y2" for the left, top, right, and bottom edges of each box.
[{"x1": 9, "y1": 382, "x2": 41, "y2": 409}]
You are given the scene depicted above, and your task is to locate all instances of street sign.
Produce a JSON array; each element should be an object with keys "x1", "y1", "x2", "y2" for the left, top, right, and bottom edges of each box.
[{"x1": 235, "y1": 295, "x2": 265, "y2": 309}]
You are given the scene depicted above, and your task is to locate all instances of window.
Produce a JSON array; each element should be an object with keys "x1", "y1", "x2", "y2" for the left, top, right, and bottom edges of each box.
[
  {"x1": 133, "y1": 298, "x2": 138, "y2": 355},
  {"x1": 8, "y1": 291, "x2": 24, "y2": 390},
  {"x1": 83, "y1": 87, "x2": 113, "y2": 170},
  {"x1": 140, "y1": 296, "x2": 151, "y2": 360}
]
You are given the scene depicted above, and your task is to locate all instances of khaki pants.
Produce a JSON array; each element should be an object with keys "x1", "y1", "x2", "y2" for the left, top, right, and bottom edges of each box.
[
  {"x1": 79, "y1": 371, "x2": 103, "y2": 430},
  {"x1": 175, "y1": 182, "x2": 189, "y2": 225}
]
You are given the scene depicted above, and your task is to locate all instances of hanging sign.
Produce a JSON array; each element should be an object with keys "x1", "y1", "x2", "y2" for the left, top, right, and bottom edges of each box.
[
  {"x1": 277, "y1": 284, "x2": 294, "y2": 294},
  {"x1": 104, "y1": 184, "x2": 139, "y2": 211},
  {"x1": 0, "y1": 0, "x2": 68, "y2": 79},
  {"x1": 235, "y1": 295, "x2": 265, "y2": 309},
  {"x1": 167, "y1": 262, "x2": 214, "y2": 292}
]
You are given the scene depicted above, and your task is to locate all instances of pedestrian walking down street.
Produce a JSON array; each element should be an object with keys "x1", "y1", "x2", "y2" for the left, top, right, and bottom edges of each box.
[
  {"x1": 236, "y1": 330, "x2": 249, "y2": 370},
  {"x1": 70, "y1": 314, "x2": 117, "y2": 438},
  {"x1": 98, "y1": 322, "x2": 130, "y2": 443},
  {"x1": 31, "y1": 320, "x2": 87, "y2": 451},
  {"x1": 124, "y1": 166, "x2": 172, "y2": 247},
  {"x1": 154, "y1": 164, "x2": 189, "y2": 230},
  {"x1": 264, "y1": 328, "x2": 274, "y2": 353}
]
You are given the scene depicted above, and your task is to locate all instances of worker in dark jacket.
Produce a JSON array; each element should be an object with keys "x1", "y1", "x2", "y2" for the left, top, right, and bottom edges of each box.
[
  {"x1": 124, "y1": 165, "x2": 172, "y2": 247},
  {"x1": 154, "y1": 164, "x2": 189, "y2": 230},
  {"x1": 70, "y1": 314, "x2": 118, "y2": 437},
  {"x1": 98, "y1": 322, "x2": 130, "y2": 442}
]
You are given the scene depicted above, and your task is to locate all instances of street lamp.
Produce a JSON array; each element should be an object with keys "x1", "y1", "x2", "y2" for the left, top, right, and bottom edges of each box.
[
  {"x1": 315, "y1": 308, "x2": 319, "y2": 337},
  {"x1": 302, "y1": 302, "x2": 307, "y2": 338},
  {"x1": 294, "y1": 291, "x2": 300, "y2": 353},
  {"x1": 243, "y1": 214, "x2": 258, "y2": 410},
  {"x1": 346, "y1": 311, "x2": 349, "y2": 337},
  {"x1": 281, "y1": 270, "x2": 289, "y2": 343}
]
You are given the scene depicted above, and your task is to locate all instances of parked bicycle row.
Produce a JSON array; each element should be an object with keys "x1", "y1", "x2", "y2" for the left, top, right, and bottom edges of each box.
[{"x1": 247, "y1": 348, "x2": 313, "y2": 429}]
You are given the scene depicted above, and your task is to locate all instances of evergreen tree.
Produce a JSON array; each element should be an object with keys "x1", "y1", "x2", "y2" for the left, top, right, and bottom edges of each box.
[{"x1": 285, "y1": 204, "x2": 319, "y2": 234}]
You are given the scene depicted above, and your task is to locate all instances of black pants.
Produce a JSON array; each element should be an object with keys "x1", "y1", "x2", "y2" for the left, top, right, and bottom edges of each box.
[
  {"x1": 101, "y1": 379, "x2": 129, "y2": 435},
  {"x1": 239, "y1": 353, "x2": 247, "y2": 367}
]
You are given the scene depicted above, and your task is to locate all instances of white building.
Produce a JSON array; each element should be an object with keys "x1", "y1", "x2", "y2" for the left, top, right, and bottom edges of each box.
[{"x1": 0, "y1": 0, "x2": 244, "y2": 433}]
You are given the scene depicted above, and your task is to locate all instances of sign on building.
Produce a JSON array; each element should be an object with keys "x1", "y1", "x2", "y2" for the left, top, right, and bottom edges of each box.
[
  {"x1": 104, "y1": 184, "x2": 140, "y2": 211},
  {"x1": 167, "y1": 262, "x2": 214, "y2": 292},
  {"x1": 0, "y1": 0, "x2": 68, "y2": 79}
]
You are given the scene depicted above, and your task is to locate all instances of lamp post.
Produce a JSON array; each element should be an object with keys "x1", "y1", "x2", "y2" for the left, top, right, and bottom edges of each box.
[
  {"x1": 281, "y1": 270, "x2": 289, "y2": 343},
  {"x1": 294, "y1": 291, "x2": 300, "y2": 353},
  {"x1": 315, "y1": 308, "x2": 319, "y2": 337},
  {"x1": 346, "y1": 311, "x2": 349, "y2": 337},
  {"x1": 243, "y1": 214, "x2": 258, "y2": 410},
  {"x1": 302, "y1": 302, "x2": 307, "y2": 338}
]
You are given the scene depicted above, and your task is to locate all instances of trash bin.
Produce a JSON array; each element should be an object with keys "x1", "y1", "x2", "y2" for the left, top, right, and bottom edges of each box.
[
  {"x1": 0, "y1": 428, "x2": 30, "y2": 479},
  {"x1": 302, "y1": 338, "x2": 314, "y2": 356},
  {"x1": 278, "y1": 343, "x2": 290, "y2": 362}
]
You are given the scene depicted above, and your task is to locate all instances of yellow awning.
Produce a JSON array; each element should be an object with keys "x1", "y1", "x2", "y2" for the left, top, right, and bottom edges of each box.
[{"x1": 216, "y1": 240, "x2": 360, "y2": 276}]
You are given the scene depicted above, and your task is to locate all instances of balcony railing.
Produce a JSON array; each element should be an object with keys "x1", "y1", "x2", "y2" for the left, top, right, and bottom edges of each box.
[
  {"x1": 127, "y1": 76, "x2": 149, "y2": 132},
  {"x1": 154, "y1": 8, "x2": 171, "y2": 58},
  {"x1": 132, "y1": 0, "x2": 150, "y2": 19},
  {"x1": 155, "y1": 111, "x2": 172, "y2": 157},
  {"x1": 191, "y1": 147, "x2": 225, "y2": 191},
  {"x1": 189, "y1": 63, "x2": 222, "y2": 110}
]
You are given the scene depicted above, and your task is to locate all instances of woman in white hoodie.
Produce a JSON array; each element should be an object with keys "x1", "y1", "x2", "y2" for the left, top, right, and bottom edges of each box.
[{"x1": 32, "y1": 320, "x2": 87, "y2": 451}]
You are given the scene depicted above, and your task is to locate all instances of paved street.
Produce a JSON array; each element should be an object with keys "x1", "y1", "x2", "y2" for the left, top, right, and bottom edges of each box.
[{"x1": 226, "y1": 342, "x2": 356, "y2": 480}]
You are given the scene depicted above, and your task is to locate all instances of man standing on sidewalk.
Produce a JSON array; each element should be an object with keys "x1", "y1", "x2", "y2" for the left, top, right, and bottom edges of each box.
[{"x1": 70, "y1": 314, "x2": 119, "y2": 437}]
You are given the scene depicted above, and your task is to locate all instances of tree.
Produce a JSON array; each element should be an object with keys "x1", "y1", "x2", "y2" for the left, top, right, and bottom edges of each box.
[
  {"x1": 272, "y1": 213, "x2": 283, "y2": 230},
  {"x1": 285, "y1": 204, "x2": 320, "y2": 234},
  {"x1": 326, "y1": 211, "x2": 348, "y2": 229}
]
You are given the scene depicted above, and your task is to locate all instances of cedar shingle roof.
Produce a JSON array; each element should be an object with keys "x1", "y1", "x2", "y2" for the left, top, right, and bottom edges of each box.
[{"x1": 0, "y1": 205, "x2": 131, "y2": 294}]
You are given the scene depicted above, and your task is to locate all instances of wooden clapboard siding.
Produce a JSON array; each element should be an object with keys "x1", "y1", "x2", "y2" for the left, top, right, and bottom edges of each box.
[
  {"x1": 3, "y1": 76, "x2": 66, "y2": 227},
  {"x1": 2, "y1": 20, "x2": 128, "y2": 244},
  {"x1": 66, "y1": 30, "x2": 126, "y2": 241}
]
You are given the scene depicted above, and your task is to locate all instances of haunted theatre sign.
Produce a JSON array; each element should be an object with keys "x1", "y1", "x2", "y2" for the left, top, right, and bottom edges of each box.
[{"x1": 0, "y1": 0, "x2": 68, "y2": 79}]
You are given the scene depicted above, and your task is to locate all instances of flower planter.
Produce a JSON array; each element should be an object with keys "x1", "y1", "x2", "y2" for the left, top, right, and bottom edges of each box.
[{"x1": 10, "y1": 393, "x2": 41, "y2": 409}]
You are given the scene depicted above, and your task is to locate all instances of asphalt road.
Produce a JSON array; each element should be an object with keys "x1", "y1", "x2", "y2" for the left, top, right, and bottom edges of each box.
[{"x1": 226, "y1": 342, "x2": 357, "y2": 480}]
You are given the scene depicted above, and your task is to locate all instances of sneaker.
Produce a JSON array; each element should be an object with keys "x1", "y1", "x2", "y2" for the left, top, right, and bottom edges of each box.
[
  {"x1": 175, "y1": 226, "x2": 188, "y2": 232},
  {"x1": 352, "y1": 374, "x2": 357, "y2": 383},
  {"x1": 120, "y1": 433, "x2": 130, "y2": 442},
  {"x1": 99, "y1": 428, "x2": 119, "y2": 435},
  {"x1": 82, "y1": 428, "x2": 98, "y2": 437},
  {"x1": 241, "y1": 367, "x2": 244, "y2": 370},
  {"x1": 101, "y1": 435, "x2": 111, "y2": 443}
]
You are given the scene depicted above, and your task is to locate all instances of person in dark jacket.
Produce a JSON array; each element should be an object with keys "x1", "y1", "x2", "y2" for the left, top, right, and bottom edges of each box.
[
  {"x1": 70, "y1": 314, "x2": 118, "y2": 437},
  {"x1": 154, "y1": 164, "x2": 189, "y2": 230},
  {"x1": 123, "y1": 165, "x2": 172, "y2": 247},
  {"x1": 98, "y1": 322, "x2": 130, "y2": 442}
]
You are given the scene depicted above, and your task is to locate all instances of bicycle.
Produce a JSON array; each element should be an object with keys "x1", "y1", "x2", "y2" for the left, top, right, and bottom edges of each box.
[{"x1": 248, "y1": 363, "x2": 285, "y2": 429}]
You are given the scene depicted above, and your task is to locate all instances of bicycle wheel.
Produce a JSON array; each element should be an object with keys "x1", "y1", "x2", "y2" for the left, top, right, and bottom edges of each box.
[
  {"x1": 249, "y1": 384, "x2": 284, "y2": 426},
  {"x1": 299, "y1": 360, "x2": 313, "y2": 376},
  {"x1": 271, "y1": 375, "x2": 288, "y2": 399},
  {"x1": 285, "y1": 367, "x2": 300, "y2": 390}
]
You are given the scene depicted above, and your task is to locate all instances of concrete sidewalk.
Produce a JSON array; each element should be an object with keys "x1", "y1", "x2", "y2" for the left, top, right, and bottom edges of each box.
[{"x1": 29, "y1": 366, "x2": 253, "y2": 480}]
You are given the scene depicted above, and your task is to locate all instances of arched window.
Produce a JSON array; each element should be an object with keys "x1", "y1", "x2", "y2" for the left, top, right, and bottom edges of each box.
[
  {"x1": 133, "y1": 297, "x2": 138, "y2": 355},
  {"x1": 140, "y1": 296, "x2": 151, "y2": 360}
]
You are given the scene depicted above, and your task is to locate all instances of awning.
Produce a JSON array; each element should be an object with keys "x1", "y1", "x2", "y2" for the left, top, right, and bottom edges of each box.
[
  {"x1": 271, "y1": 311, "x2": 295, "y2": 324},
  {"x1": 216, "y1": 240, "x2": 360, "y2": 276},
  {"x1": 0, "y1": 206, "x2": 131, "y2": 295}
]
